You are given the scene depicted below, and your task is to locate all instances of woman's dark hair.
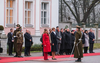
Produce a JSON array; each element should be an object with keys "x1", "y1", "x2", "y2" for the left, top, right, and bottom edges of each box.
[{"x1": 84, "y1": 30, "x2": 88, "y2": 33}]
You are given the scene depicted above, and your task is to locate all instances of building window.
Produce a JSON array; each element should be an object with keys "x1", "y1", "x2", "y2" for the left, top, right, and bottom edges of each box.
[
  {"x1": 25, "y1": 1, "x2": 32, "y2": 24},
  {"x1": 6, "y1": 0, "x2": 14, "y2": 24},
  {"x1": 41, "y1": 2, "x2": 49, "y2": 25}
]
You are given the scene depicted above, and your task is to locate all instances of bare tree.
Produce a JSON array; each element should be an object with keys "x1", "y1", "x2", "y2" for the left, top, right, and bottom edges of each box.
[{"x1": 63, "y1": 0, "x2": 100, "y2": 24}]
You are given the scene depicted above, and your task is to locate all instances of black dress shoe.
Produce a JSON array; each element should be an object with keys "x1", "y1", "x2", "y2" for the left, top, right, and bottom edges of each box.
[
  {"x1": 75, "y1": 58, "x2": 81, "y2": 62},
  {"x1": 75, "y1": 60, "x2": 81, "y2": 62},
  {"x1": 14, "y1": 55, "x2": 18, "y2": 57},
  {"x1": 18, "y1": 56, "x2": 23, "y2": 58},
  {"x1": 24, "y1": 54, "x2": 28, "y2": 56},
  {"x1": 9, "y1": 54, "x2": 14, "y2": 56}
]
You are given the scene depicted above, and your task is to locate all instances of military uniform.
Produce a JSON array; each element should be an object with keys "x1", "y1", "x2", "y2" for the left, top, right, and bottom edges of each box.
[
  {"x1": 16, "y1": 31, "x2": 23, "y2": 57},
  {"x1": 12, "y1": 24, "x2": 21, "y2": 57},
  {"x1": 74, "y1": 26, "x2": 83, "y2": 62},
  {"x1": 13, "y1": 29, "x2": 20, "y2": 52},
  {"x1": 74, "y1": 31, "x2": 83, "y2": 58}
]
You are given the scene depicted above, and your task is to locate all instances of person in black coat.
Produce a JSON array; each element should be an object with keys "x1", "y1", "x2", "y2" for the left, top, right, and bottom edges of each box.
[
  {"x1": 80, "y1": 28, "x2": 85, "y2": 44},
  {"x1": 51, "y1": 28, "x2": 57, "y2": 60},
  {"x1": 24, "y1": 29, "x2": 32, "y2": 56},
  {"x1": 88, "y1": 29, "x2": 95, "y2": 53},
  {"x1": 71, "y1": 30, "x2": 75, "y2": 54},
  {"x1": 64, "y1": 28, "x2": 72, "y2": 55},
  {"x1": 28, "y1": 31, "x2": 33, "y2": 56},
  {"x1": 7, "y1": 28, "x2": 14, "y2": 56},
  {"x1": 59, "y1": 28, "x2": 64, "y2": 55}
]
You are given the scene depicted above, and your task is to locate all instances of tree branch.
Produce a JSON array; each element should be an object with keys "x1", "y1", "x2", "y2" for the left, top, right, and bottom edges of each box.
[
  {"x1": 82, "y1": 0, "x2": 99, "y2": 22},
  {"x1": 63, "y1": 0, "x2": 80, "y2": 23}
]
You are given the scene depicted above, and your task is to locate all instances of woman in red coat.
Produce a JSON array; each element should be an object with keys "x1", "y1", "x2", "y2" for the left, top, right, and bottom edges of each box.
[{"x1": 42, "y1": 29, "x2": 51, "y2": 60}]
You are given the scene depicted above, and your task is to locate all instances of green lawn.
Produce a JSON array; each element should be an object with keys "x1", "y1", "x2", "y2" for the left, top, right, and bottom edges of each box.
[{"x1": 94, "y1": 43, "x2": 100, "y2": 49}]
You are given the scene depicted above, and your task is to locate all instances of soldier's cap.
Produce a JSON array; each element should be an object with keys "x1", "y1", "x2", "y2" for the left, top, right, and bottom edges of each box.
[
  {"x1": 76, "y1": 25, "x2": 81, "y2": 28},
  {"x1": 16, "y1": 24, "x2": 20, "y2": 27}
]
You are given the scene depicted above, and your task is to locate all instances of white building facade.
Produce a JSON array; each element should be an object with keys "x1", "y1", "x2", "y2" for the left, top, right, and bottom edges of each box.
[{"x1": 0, "y1": 0, "x2": 59, "y2": 36}]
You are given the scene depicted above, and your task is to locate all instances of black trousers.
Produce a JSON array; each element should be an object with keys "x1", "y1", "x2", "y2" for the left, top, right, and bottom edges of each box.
[
  {"x1": 8, "y1": 43, "x2": 13, "y2": 55},
  {"x1": 25, "y1": 46, "x2": 31, "y2": 55},
  {"x1": 84, "y1": 47, "x2": 88, "y2": 53},
  {"x1": 65, "y1": 49, "x2": 71, "y2": 55},
  {"x1": 89, "y1": 43, "x2": 94, "y2": 53}
]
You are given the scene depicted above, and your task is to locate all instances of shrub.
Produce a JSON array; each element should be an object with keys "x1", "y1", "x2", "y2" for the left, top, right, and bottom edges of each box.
[
  {"x1": 0, "y1": 25, "x2": 4, "y2": 30},
  {"x1": 7, "y1": 44, "x2": 42, "y2": 53}
]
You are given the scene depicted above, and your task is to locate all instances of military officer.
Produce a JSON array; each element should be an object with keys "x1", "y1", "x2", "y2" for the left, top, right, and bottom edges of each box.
[
  {"x1": 13, "y1": 24, "x2": 21, "y2": 57},
  {"x1": 16, "y1": 28, "x2": 23, "y2": 57},
  {"x1": 74, "y1": 25, "x2": 83, "y2": 62}
]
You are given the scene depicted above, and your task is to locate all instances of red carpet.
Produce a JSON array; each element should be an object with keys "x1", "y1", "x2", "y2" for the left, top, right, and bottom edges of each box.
[{"x1": 0, "y1": 52, "x2": 100, "y2": 63}]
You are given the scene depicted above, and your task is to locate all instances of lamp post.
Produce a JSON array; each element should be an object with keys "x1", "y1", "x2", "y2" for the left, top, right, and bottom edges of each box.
[{"x1": 94, "y1": 23, "x2": 98, "y2": 43}]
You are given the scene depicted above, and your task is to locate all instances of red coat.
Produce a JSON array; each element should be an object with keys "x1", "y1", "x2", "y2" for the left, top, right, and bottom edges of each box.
[{"x1": 42, "y1": 33, "x2": 51, "y2": 52}]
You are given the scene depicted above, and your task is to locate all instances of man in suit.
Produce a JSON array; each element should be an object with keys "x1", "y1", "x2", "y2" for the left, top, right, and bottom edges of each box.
[
  {"x1": 7, "y1": 28, "x2": 14, "y2": 56},
  {"x1": 88, "y1": 29, "x2": 95, "y2": 53},
  {"x1": 24, "y1": 29, "x2": 32, "y2": 56},
  {"x1": 55, "y1": 26, "x2": 61, "y2": 55}
]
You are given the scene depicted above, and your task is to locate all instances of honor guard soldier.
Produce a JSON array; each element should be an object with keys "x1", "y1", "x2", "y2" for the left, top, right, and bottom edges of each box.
[
  {"x1": 13, "y1": 24, "x2": 21, "y2": 57},
  {"x1": 74, "y1": 25, "x2": 83, "y2": 62},
  {"x1": 16, "y1": 28, "x2": 23, "y2": 57}
]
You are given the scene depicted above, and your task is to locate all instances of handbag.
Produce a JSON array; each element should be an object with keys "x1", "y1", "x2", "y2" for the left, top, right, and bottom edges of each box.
[
  {"x1": 0, "y1": 47, "x2": 3, "y2": 53},
  {"x1": 0, "y1": 40, "x2": 3, "y2": 53}
]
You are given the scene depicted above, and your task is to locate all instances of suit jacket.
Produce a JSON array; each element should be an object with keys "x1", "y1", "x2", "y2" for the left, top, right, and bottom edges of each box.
[
  {"x1": 88, "y1": 32, "x2": 95, "y2": 44},
  {"x1": 56, "y1": 30, "x2": 61, "y2": 43},
  {"x1": 24, "y1": 32, "x2": 32, "y2": 47},
  {"x1": 7, "y1": 32, "x2": 13, "y2": 43},
  {"x1": 82, "y1": 32, "x2": 85, "y2": 44}
]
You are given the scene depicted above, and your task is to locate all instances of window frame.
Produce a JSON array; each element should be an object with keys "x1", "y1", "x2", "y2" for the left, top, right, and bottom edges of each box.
[
  {"x1": 6, "y1": 0, "x2": 14, "y2": 24},
  {"x1": 24, "y1": 0, "x2": 34, "y2": 28},
  {"x1": 41, "y1": 1, "x2": 50, "y2": 27}
]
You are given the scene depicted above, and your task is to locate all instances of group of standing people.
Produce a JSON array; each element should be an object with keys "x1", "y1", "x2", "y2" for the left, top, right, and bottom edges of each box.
[
  {"x1": 42, "y1": 26, "x2": 95, "y2": 62},
  {"x1": 7, "y1": 24, "x2": 95, "y2": 62},
  {"x1": 7, "y1": 24, "x2": 33, "y2": 57}
]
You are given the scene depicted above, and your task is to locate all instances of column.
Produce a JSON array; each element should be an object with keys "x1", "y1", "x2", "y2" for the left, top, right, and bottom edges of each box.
[{"x1": 35, "y1": 0, "x2": 40, "y2": 36}]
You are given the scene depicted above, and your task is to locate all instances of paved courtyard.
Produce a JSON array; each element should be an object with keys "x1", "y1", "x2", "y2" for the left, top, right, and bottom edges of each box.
[
  {"x1": 11, "y1": 55, "x2": 100, "y2": 63},
  {"x1": 8, "y1": 49, "x2": 100, "y2": 63}
]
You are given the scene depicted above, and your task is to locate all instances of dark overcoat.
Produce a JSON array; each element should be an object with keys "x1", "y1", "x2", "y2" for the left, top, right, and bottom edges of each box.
[
  {"x1": 61, "y1": 32, "x2": 66, "y2": 50},
  {"x1": 82, "y1": 32, "x2": 85, "y2": 44},
  {"x1": 24, "y1": 32, "x2": 32, "y2": 47},
  {"x1": 51, "y1": 32, "x2": 57, "y2": 52},
  {"x1": 60, "y1": 32, "x2": 64, "y2": 50},
  {"x1": 88, "y1": 32, "x2": 95, "y2": 44},
  {"x1": 74, "y1": 31, "x2": 83, "y2": 58},
  {"x1": 71, "y1": 33, "x2": 75, "y2": 48},
  {"x1": 64, "y1": 31, "x2": 72, "y2": 49}
]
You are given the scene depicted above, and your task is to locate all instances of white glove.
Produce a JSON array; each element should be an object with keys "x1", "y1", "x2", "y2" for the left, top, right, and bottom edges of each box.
[{"x1": 14, "y1": 36, "x2": 17, "y2": 38}]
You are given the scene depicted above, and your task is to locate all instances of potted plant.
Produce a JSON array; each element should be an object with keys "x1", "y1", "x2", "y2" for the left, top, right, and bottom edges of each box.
[{"x1": 0, "y1": 25, "x2": 4, "y2": 33}]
